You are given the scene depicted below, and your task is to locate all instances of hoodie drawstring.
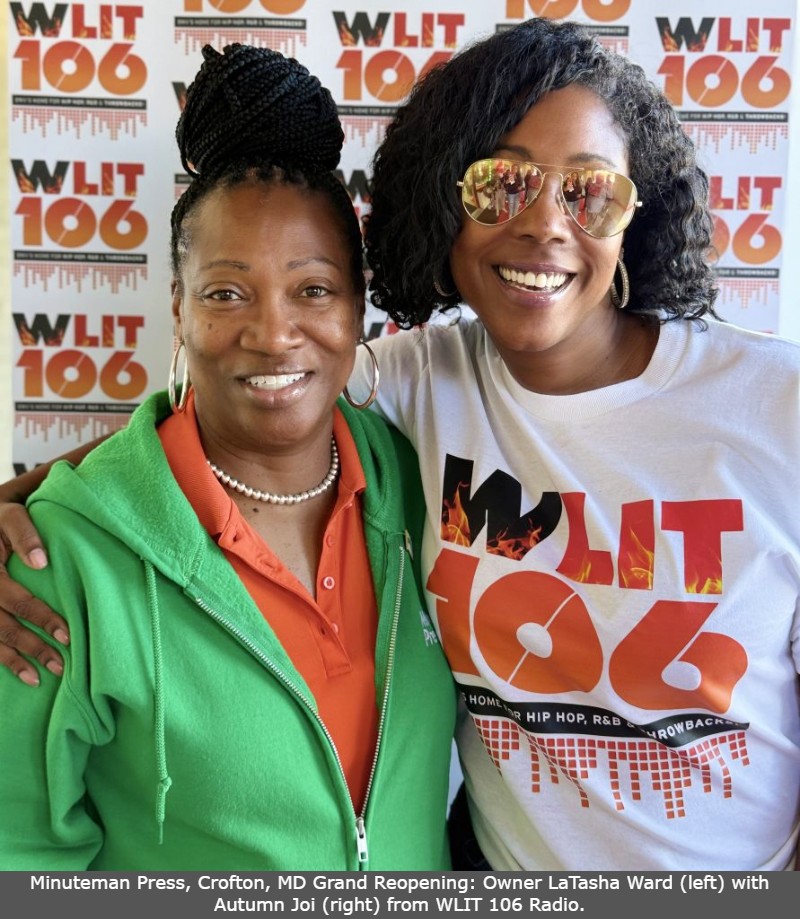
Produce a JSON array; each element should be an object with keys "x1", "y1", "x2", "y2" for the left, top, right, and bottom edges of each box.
[{"x1": 145, "y1": 560, "x2": 172, "y2": 843}]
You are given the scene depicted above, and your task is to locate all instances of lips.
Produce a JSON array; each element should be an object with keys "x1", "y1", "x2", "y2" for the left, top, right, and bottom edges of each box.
[
  {"x1": 244, "y1": 372, "x2": 307, "y2": 390},
  {"x1": 497, "y1": 265, "x2": 570, "y2": 291}
]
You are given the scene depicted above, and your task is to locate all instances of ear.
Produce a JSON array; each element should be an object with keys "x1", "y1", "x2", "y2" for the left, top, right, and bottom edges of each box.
[
  {"x1": 353, "y1": 292, "x2": 366, "y2": 340},
  {"x1": 171, "y1": 280, "x2": 184, "y2": 340}
]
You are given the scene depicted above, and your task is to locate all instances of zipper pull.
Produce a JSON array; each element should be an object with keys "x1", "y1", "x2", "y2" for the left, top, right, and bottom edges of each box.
[
  {"x1": 404, "y1": 529, "x2": 413, "y2": 560},
  {"x1": 356, "y1": 816, "x2": 369, "y2": 864}
]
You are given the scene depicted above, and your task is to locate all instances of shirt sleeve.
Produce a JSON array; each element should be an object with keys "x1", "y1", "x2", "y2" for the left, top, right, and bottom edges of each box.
[{"x1": 0, "y1": 509, "x2": 106, "y2": 869}]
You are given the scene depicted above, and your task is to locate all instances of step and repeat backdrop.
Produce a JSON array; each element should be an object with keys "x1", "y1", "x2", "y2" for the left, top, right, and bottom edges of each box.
[{"x1": 5, "y1": 0, "x2": 797, "y2": 472}]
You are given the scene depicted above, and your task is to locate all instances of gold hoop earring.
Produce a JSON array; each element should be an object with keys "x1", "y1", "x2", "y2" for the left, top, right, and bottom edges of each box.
[
  {"x1": 609, "y1": 256, "x2": 630, "y2": 310},
  {"x1": 168, "y1": 340, "x2": 190, "y2": 413},
  {"x1": 434, "y1": 277, "x2": 457, "y2": 298},
  {"x1": 343, "y1": 338, "x2": 380, "y2": 410}
]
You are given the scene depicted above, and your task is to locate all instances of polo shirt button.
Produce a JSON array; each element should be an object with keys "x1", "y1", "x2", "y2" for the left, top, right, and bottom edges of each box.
[
  {"x1": 322, "y1": 576, "x2": 336, "y2": 590},
  {"x1": 326, "y1": 534, "x2": 335, "y2": 547},
  {"x1": 331, "y1": 623, "x2": 340, "y2": 634}
]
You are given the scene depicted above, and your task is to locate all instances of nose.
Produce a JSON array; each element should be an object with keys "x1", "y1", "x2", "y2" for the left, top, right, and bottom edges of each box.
[
  {"x1": 513, "y1": 173, "x2": 570, "y2": 241},
  {"x1": 239, "y1": 297, "x2": 303, "y2": 354}
]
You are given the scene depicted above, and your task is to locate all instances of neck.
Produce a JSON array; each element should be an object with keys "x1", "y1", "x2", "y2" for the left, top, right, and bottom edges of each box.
[
  {"x1": 198, "y1": 421, "x2": 337, "y2": 503},
  {"x1": 207, "y1": 436, "x2": 339, "y2": 506},
  {"x1": 502, "y1": 311, "x2": 660, "y2": 395}
]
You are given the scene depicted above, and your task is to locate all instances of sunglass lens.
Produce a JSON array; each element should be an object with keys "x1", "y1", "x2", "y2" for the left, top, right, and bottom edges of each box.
[
  {"x1": 461, "y1": 161, "x2": 637, "y2": 237},
  {"x1": 460, "y1": 160, "x2": 507, "y2": 226},
  {"x1": 566, "y1": 168, "x2": 637, "y2": 238}
]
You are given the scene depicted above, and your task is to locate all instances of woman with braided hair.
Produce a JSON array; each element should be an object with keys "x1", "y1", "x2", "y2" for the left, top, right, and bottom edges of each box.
[
  {"x1": 348, "y1": 18, "x2": 800, "y2": 871},
  {"x1": 0, "y1": 43, "x2": 455, "y2": 870}
]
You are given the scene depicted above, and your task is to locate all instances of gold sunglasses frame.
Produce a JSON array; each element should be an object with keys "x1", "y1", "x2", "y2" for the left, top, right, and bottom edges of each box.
[{"x1": 457, "y1": 159, "x2": 643, "y2": 238}]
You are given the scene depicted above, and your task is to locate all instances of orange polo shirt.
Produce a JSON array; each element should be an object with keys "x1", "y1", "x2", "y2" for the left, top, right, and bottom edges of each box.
[{"x1": 158, "y1": 392, "x2": 379, "y2": 812}]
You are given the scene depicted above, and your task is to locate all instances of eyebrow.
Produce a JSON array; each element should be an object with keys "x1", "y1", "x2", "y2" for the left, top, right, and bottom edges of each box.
[
  {"x1": 200, "y1": 259, "x2": 250, "y2": 272},
  {"x1": 495, "y1": 144, "x2": 621, "y2": 169},
  {"x1": 286, "y1": 256, "x2": 341, "y2": 271},
  {"x1": 199, "y1": 256, "x2": 342, "y2": 272}
]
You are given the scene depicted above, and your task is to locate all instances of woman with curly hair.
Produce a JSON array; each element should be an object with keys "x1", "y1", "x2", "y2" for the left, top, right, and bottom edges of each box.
[
  {"x1": 352, "y1": 17, "x2": 800, "y2": 871},
  {"x1": 1, "y1": 18, "x2": 799, "y2": 871}
]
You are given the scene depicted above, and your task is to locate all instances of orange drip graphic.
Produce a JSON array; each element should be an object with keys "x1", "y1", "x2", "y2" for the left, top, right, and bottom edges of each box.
[
  {"x1": 682, "y1": 122, "x2": 787, "y2": 155},
  {"x1": 13, "y1": 262, "x2": 147, "y2": 294},
  {"x1": 597, "y1": 37, "x2": 628, "y2": 56},
  {"x1": 474, "y1": 716, "x2": 749, "y2": 819},
  {"x1": 341, "y1": 116, "x2": 392, "y2": 149},
  {"x1": 15, "y1": 412, "x2": 132, "y2": 443},
  {"x1": 717, "y1": 279, "x2": 780, "y2": 312},
  {"x1": 12, "y1": 107, "x2": 146, "y2": 140},
  {"x1": 174, "y1": 28, "x2": 306, "y2": 59}
]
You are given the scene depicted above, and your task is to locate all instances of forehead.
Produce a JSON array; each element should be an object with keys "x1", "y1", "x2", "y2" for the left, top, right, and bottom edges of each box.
[
  {"x1": 497, "y1": 84, "x2": 628, "y2": 172},
  {"x1": 186, "y1": 181, "x2": 352, "y2": 266}
]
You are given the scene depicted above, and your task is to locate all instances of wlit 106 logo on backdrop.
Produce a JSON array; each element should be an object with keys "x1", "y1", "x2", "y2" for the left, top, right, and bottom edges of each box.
[
  {"x1": 174, "y1": 0, "x2": 308, "y2": 60},
  {"x1": 10, "y1": 3, "x2": 148, "y2": 135},
  {"x1": 9, "y1": 1, "x2": 151, "y2": 292},
  {"x1": 655, "y1": 11, "x2": 792, "y2": 329},
  {"x1": 331, "y1": 6, "x2": 464, "y2": 149},
  {"x1": 8, "y1": 1, "x2": 153, "y2": 468},
  {"x1": 501, "y1": 0, "x2": 632, "y2": 54}
]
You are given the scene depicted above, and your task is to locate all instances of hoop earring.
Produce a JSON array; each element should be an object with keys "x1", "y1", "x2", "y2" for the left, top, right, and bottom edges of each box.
[
  {"x1": 343, "y1": 338, "x2": 380, "y2": 410},
  {"x1": 609, "y1": 256, "x2": 630, "y2": 310},
  {"x1": 168, "y1": 340, "x2": 190, "y2": 413},
  {"x1": 434, "y1": 277, "x2": 456, "y2": 298}
]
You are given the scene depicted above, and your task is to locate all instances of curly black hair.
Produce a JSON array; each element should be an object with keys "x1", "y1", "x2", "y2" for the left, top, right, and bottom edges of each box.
[
  {"x1": 170, "y1": 43, "x2": 364, "y2": 297},
  {"x1": 365, "y1": 17, "x2": 719, "y2": 328}
]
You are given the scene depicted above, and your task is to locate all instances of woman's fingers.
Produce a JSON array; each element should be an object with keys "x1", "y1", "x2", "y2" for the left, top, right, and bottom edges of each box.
[{"x1": 0, "y1": 569, "x2": 68, "y2": 685}]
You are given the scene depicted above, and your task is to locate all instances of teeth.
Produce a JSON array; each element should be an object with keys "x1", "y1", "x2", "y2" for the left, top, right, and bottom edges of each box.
[
  {"x1": 246, "y1": 372, "x2": 305, "y2": 390},
  {"x1": 498, "y1": 266, "x2": 568, "y2": 290}
]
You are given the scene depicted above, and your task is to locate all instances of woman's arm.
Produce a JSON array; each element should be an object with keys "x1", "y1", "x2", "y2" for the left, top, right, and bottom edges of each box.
[
  {"x1": 0, "y1": 438, "x2": 107, "y2": 685},
  {"x1": 0, "y1": 526, "x2": 104, "y2": 868}
]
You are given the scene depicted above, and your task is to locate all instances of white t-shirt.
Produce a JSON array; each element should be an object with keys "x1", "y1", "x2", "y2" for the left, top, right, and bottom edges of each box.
[{"x1": 350, "y1": 317, "x2": 800, "y2": 870}]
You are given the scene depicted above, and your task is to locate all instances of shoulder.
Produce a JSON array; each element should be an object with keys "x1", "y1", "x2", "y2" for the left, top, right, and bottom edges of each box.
[
  {"x1": 339, "y1": 401, "x2": 416, "y2": 471},
  {"x1": 675, "y1": 320, "x2": 800, "y2": 402},
  {"x1": 369, "y1": 317, "x2": 483, "y2": 362},
  {"x1": 72, "y1": 391, "x2": 170, "y2": 475},
  {"x1": 351, "y1": 319, "x2": 487, "y2": 430},
  {"x1": 689, "y1": 319, "x2": 800, "y2": 366},
  {"x1": 25, "y1": 390, "x2": 194, "y2": 551},
  {"x1": 337, "y1": 401, "x2": 421, "y2": 518}
]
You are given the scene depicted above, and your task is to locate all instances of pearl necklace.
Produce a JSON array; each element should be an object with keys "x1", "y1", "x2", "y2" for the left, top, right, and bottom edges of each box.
[{"x1": 207, "y1": 437, "x2": 339, "y2": 505}]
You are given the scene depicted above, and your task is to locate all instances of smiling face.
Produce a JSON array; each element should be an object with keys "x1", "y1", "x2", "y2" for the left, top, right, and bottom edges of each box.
[
  {"x1": 450, "y1": 84, "x2": 631, "y2": 393},
  {"x1": 172, "y1": 180, "x2": 363, "y2": 459}
]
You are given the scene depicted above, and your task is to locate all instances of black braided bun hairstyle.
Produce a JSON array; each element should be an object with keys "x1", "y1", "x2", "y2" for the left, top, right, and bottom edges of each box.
[
  {"x1": 176, "y1": 43, "x2": 343, "y2": 177},
  {"x1": 170, "y1": 43, "x2": 363, "y2": 294}
]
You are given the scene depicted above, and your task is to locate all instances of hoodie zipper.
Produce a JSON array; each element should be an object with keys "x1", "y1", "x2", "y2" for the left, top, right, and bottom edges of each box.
[
  {"x1": 192, "y1": 541, "x2": 405, "y2": 868},
  {"x1": 355, "y1": 544, "x2": 404, "y2": 860}
]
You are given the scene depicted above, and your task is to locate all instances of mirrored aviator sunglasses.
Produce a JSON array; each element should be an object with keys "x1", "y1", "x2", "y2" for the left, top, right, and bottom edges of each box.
[{"x1": 457, "y1": 158, "x2": 642, "y2": 239}]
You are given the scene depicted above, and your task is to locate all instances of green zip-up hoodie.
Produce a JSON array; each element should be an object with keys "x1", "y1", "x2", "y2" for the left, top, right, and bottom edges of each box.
[{"x1": 0, "y1": 392, "x2": 456, "y2": 871}]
